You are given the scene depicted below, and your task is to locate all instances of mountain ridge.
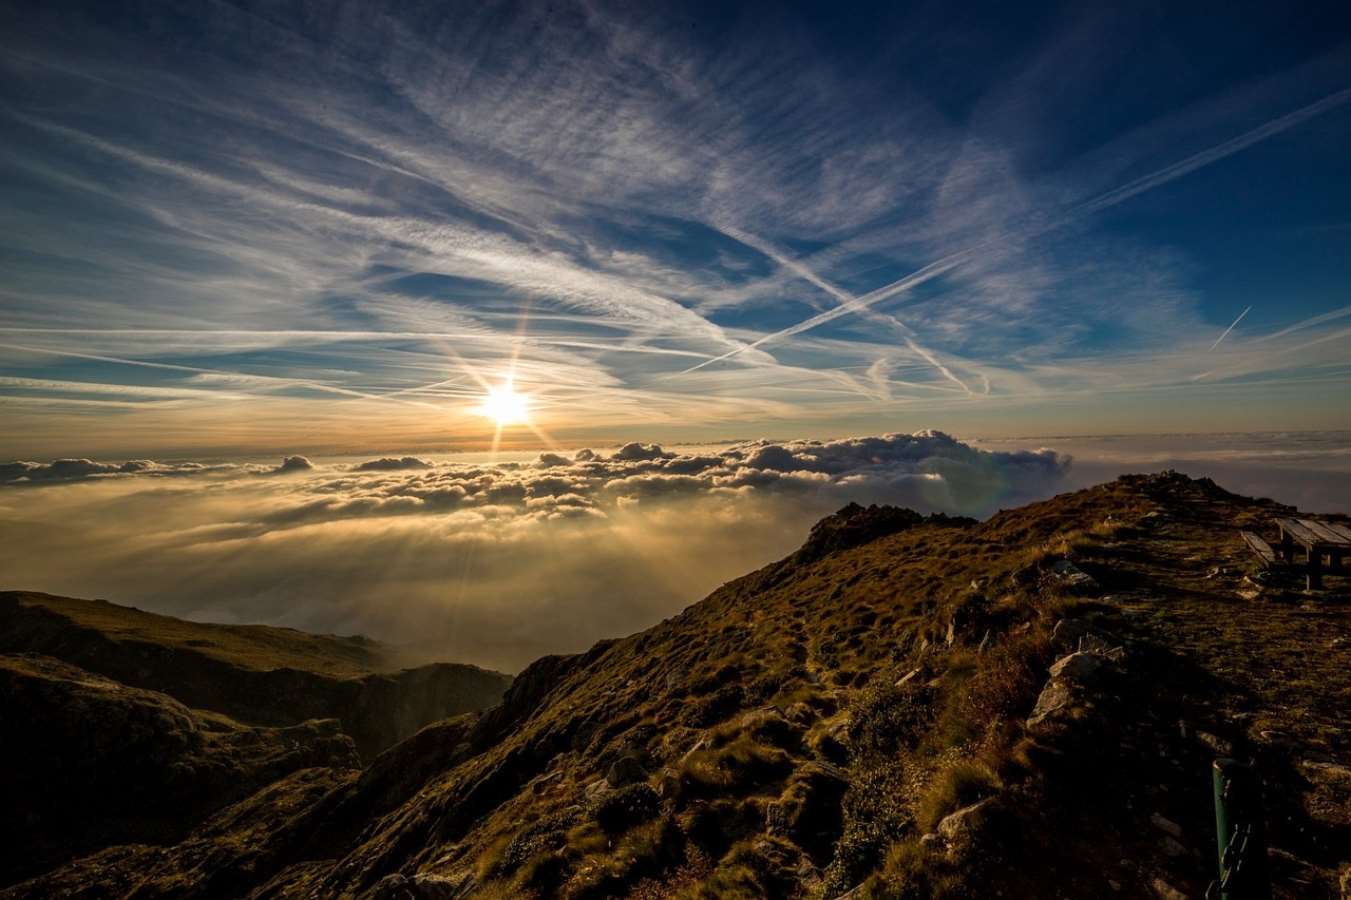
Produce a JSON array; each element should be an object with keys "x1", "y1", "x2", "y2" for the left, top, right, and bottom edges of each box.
[{"x1": 4, "y1": 472, "x2": 1348, "y2": 898}]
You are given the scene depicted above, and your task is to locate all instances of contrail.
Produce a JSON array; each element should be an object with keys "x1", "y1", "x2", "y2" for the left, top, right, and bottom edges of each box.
[
  {"x1": 1209, "y1": 305, "x2": 1252, "y2": 350},
  {"x1": 678, "y1": 85, "x2": 1351, "y2": 376}
]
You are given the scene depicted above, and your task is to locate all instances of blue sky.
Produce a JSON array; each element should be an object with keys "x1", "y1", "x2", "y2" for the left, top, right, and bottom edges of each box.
[{"x1": 2, "y1": 0, "x2": 1350, "y2": 457}]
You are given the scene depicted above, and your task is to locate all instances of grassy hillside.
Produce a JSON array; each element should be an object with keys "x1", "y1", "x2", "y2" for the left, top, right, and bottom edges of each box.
[
  {"x1": 0, "y1": 591, "x2": 512, "y2": 760},
  {"x1": 5, "y1": 473, "x2": 1348, "y2": 899},
  {"x1": 0, "y1": 591, "x2": 389, "y2": 676}
]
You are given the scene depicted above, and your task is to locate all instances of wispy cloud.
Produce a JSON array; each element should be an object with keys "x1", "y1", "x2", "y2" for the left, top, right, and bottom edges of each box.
[{"x1": 1, "y1": 2, "x2": 1349, "y2": 456}]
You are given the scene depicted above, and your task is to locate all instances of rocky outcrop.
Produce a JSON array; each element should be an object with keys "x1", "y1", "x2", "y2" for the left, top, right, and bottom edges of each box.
[
  {"x1": 792, "y1": 503, "x2": 974, "y2": 566},
  {"x1": 1026, "y1": 622, "x2": 1127, "y2": 732}
]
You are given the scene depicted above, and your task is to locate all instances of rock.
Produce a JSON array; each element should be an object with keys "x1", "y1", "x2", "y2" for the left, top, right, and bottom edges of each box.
[
  {"x1": 1150, "y1": 878, "x2": 1188, "y2": 900},
  {"x1": 895, "y1": 668, "x2": 921, "y2": 687},
  {"x1": 606, "y1": 753, "x2": 647, "y2": 788},
  {"x1": 375, "y1": 872, "x2": 475, "y2": 899},
  {"x1": 1108, "y1": 880, "x2": 1121, "y2": 891},
  {"x1": 584, "y1": 778, "x2": 612, "y2": 802},
  {"x1": 919, "y1": 832, "x2": 943, "y2": 849},
  {"x1": 531, "y1": 770, "x2": 563, "y2": 795},
  {"x1": 935, "y1": 797, "x2": 995, "y2": 856},
  {"x1": 1050, "y1": 559, "x2": 1099, "y2": 593},
  {"x1": 1300, "y1": 760, "x2": 1351, "y2": 785},
  {"x1": 1150, "y1": 813, "x2": 1182, "y2": 838},
  {"x1": 945, "y1": 620, "x2": 956, "y2": 647},
  {"x1": 1049, "y1": 651, "x2": 1107, "y2": 683},
  {"x1": 1027, "y1": 679, "x2": 1073, "y2": 728},
  {"x1": 1196, "y1": 731, "x2": 1234, "y2": 756},
  {"x1": 1051, "y1": 619, "x2": 1121, "y2": 656}
]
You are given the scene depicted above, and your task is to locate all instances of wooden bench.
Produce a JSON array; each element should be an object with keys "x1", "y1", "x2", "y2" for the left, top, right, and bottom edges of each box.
[
  {"x1": 1239, "y1": 531, "x2": 1277, "y2": 568},
  {"x1": 1273, "y1": 517, "x2": 1351, "y2": 589}
]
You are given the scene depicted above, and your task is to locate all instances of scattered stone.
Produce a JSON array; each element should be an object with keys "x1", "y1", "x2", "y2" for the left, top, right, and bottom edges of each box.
[
  {"x1": 1300, "y1": 760, "x2": 1351, "y2": 785},
  {"x1": 375, "y1": 872, "x2": 476, "y2": 899},
  {"x1": 936, "y1": 797, "x2": 995, "y2": 856},
  {"x1": 1108, "y1": 880, "x2": 1121, "y2": 891},
  {"x1": 1051, "y1": 618, "x2": 1119, "y2": 654},
  {"x1": 1196, "y1": 731, "x2": 1234, "y2": 757},
  {"x1": 895, "y1": 668, "x2": 921, "y2": 687},
  {"x1": 1027, "y1": 679, "x2": 1073, "y2": 728},
  {"x1": 1049, "y1": 651, "x2": 1107, "y2": 683},
  {"x1": 1150, "y1": 878, "x2": 1188, "y2": 900},
  {"x1": 1051, "y1": 559, "x2": 1099, "y2": 593},
  {"x1": 1150, "y1": 813, "x2": 1182, "y2": 838},
  {"x1": 531, "y1": 770, "x2": 563, "y2": 795},
  {"x1": 919, "y1": 832, "x2": 943, "y2": 850},
  {"x1": 945, "y1": 620, "x2": 956, "y2": 647}
]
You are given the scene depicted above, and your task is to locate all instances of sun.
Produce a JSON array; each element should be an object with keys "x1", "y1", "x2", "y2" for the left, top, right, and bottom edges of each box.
[{"x1": 476, "y1": 383, "x2": 530, "y2": 426}]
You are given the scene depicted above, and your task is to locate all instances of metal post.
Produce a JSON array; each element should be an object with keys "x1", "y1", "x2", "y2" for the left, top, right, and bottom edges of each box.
[{"x1": 1210, "y1": 758, "x2": 1270, "y2": 900}]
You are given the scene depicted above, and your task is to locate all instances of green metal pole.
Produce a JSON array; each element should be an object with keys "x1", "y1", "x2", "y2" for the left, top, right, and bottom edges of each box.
[{"x1": 1211, "y1": 758, "x2": 1270, "y2": 900}]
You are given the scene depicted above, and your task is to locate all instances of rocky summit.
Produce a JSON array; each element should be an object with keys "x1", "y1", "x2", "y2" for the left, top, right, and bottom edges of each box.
[{"x1": 3, "y1": 472, "x2": 1348, "y2": 899}]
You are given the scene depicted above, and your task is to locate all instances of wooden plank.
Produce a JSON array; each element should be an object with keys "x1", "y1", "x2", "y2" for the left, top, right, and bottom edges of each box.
[
  {"x1": 1275, "y1": 517, "x2": 1322, "y2": 547},
  {"x1": 1240, "y1": 531, "x2": 1276, "y2": 566},
  {"x1": 1299, "y1": 518, "x2": 1351, "y2": 547},
  {"x1": 1326, "y1": 521, "x2": 1351, "y2": 543}
]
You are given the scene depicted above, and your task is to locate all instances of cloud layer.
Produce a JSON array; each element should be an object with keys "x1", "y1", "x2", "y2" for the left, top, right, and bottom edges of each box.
[{"x1": 0, "y1": 432, "x2": 1068, "y2": 671}]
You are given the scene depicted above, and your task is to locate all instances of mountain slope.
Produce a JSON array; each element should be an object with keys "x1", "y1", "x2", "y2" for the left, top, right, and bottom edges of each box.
[
  {"x1": 5, "y1": 473, "x2": 1348, "y2": 899},
  {"x1": 0, "y1": 653, "x2": 360, "y2": 886},
  {"x1": 0, "y1": 591, "x2": 512, "y2": 759}
]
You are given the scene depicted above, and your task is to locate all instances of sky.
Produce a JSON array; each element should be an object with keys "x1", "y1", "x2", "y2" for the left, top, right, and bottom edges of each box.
[{"x1": 1, "y1": 0, "x2": 1350, "y2": 459}]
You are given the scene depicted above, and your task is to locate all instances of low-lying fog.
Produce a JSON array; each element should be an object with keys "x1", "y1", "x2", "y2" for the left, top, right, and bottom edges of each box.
[{"x1": 2, "y1": 430, "x2": 1346, "y2": 672}]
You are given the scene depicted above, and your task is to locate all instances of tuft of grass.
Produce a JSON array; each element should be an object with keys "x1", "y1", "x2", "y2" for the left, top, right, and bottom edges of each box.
[
  {"x1": 678, "y1": 734, "x2": 792, "y2": 798},
  {"x1": 916, "y1": 761, "x2": 1001, "y2": 833},
  {"x1": 593, "y1": 783, "x2": 659, "y2": 835}
]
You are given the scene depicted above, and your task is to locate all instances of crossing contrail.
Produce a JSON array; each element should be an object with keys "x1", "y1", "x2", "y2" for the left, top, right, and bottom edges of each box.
[
  {"x1": 1209, "y1": 305, "x2": 1252, "y2": 350},
  {"x1": 677, "y1": 85, "x2": 1351, "y2": 376}
]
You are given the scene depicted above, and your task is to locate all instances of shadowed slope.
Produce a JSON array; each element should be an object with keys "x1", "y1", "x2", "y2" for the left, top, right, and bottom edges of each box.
[{"x1": 0, "y1": 592, "x2": 512, "y2": 760}]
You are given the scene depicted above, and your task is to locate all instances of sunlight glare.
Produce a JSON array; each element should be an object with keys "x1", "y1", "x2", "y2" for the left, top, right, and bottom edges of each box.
[{"x1": 477, "y1": 384, "x2": 530, "y2": 426}]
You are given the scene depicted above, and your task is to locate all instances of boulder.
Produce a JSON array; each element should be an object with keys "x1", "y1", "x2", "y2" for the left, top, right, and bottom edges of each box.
[
  {"x1": 606, "y1": 752, "x2": 648, "y2": 788},
  {"x1": 1049, "y1": 651, "x2": 1107, "y2": 683},
  {"x1": 1027, "y1": 679, "x2": 1073, "y2": 728},
  {"x1": 935, "y1": 798, "x2": 997, "y2": 859},
  {"x1": 1050, "y1": 559, "x2": 1099, "y2": 593}
]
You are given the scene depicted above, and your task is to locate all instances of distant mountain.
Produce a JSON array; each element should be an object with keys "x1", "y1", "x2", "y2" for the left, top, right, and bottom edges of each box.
[
  {"x1": 0, "y1": 591, "x2": 512, "y2": 760},
  {"x1": 4, "y1": 473, "x2": 1348, "y2": 898}
]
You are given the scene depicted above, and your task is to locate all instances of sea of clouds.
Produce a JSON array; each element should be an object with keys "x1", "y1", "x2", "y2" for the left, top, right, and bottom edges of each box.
[
  {"x1": 4, "y1": 429, "x2": 1347, "y2": 672},
  {"x1": 0, "y1": 432, "x2": 1067, "y2": 671}
]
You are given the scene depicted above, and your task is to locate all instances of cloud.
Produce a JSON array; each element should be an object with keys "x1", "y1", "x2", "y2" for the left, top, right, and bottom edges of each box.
[
  {"x1": 0, "y1": 432, "x2": 1073, "y2": 670},
  {"x1": 354, "y1": 456, "x2": 432, "y2": 471},
  {"x1": 272, "y1": 456, "x2": 315, "y2": 474},
  {"x1": 0, "y1": 458, "x2": 221, "y2": 484}
]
